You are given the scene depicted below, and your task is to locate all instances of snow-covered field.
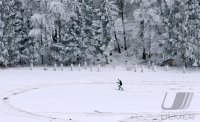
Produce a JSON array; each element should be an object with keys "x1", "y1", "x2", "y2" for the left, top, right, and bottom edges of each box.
[{"x1": 0, "y1": 66, "x2": 200, "y2": 122}]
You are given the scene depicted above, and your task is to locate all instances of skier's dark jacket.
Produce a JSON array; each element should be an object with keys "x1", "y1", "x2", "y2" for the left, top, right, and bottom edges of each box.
[{"x1": 118, "y1": 80, "x2": 122, "y2": 85}]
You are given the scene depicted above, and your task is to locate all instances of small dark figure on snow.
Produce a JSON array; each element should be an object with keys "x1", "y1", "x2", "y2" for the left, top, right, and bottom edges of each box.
[{"x1": 117, "y1": 79, "x2": 124, "y2": 91}]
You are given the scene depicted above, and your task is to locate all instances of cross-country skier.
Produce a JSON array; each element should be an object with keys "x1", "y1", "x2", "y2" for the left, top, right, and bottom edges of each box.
[{"x1": 117, "y1": 79, "x2": 124, "y2": 91}]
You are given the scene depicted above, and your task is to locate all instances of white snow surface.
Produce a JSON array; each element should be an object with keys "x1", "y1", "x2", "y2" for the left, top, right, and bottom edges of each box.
[{"x1": 0, "y1": 66, "x2": 200, "y2": 122}]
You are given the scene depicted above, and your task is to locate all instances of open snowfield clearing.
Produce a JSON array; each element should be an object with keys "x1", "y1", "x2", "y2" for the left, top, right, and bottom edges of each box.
[{"x1": 0, "y1": 66, "x2": 200, "y2": 122}]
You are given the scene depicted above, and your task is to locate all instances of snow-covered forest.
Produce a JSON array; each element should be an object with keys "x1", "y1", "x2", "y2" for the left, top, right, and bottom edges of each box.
[{"x1": 0, "y1": 0, "x2": 200, "y2": 67}]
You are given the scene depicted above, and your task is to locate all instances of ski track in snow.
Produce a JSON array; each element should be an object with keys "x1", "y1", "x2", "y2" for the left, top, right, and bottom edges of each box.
[
  {"x1": 0, "y1": 67, "x2": 200, "y2": 122},
  {"x1": 2, "y1": 82, "x2": 200, "y2": 122},
  {"x1": 1, "y1": 83, "x2": 161, "y2": 122},
  {"x1": 1, "y1": 85, "x2": 79, "y2": 122}
]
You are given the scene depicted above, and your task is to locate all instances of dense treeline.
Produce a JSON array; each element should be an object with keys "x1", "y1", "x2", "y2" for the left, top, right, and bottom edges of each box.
[{"x1": 0, "y1": 0, "x2": 200, "y2": 67}]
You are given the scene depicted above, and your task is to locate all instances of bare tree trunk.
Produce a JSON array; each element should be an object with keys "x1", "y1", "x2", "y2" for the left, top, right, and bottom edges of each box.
[
  {"x1": 111, "y1": 20, "x2": 121, "y2": 53},
  {"x1": 0, "y1": 0, "x2": 4, "y2": 38},
  {"x1": 114, "y1": 30, "x2": 121, "y2": 53},
  {"x1": 122, "y1": 14, "x2": 127, "y2": 50},
  {"x1": 58, "y1": 18, "x2": 61, "y2": 42},
  {"x1": 53, "y1": 28, "x2": 57, "y2": 43},
  {"x1": 148, "y1": 20, "x2": 152, "y2": 58},
  {"x1": 119, "y1": 0, "x2": 127, "y2": 50},
  {"x1": 41, "y1": 33, "x2": 44, "y2": 65},
  {"x1": 140, "y1": 19, "x2": 146, "y2": 60},
  {"x1": 106, "y1": 0, "x2": 121, "y2": 53}
]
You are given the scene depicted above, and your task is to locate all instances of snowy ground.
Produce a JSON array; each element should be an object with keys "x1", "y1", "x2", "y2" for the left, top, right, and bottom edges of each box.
[{"x1": 0, "y1": 65, "x2": 200, "y2": 122}]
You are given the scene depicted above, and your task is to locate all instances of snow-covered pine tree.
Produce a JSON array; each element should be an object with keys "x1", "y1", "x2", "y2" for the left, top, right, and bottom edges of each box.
[
  {"x1": 0, "y1": 2, "x2": 9, "y2": 66},
  {"x1": 0, "y1": 37, "x2": 9, "y2": 67},
  {"x1": 29, "y1": 13, "x2": 46, "y2": 64},
  {"x1": 28, "y1": 0, "x2": 50, "y2": 65},
  {"x1": 81, "y1": 0, "x2": 95, "y2": 63},
  {"x1": 0, "y1": 0, "x2": 32, "y2": 66},
  {"x1": 132, "y1": 0, "x2": 160, "y2": 60},
  {"x1": 13, "y1": 0, "x2": 32, "y2": 65},
  {"x1": 162, "y1": 0, "x2": 200, "y2": 66},
  {"x1": 105, "y1": 0, "x2": 121, "y2": 53},
  {"x1": 7, "y1": 0, "x2": 22, "y2": 66},
  {"x1": 48, "y1": 0, "x2": 72, "y2": 64},
  {"x1": 62, "y1": 0, "x2": 114, "y2": 64},
  {"x1": 62, "y1": 2, "x2": 84, "y2": 64},
  {"x1": 92, "y1": 0, "x2": 113, "y2": 63},
  {"x1": 0, "y1": 0, "x2": 15, "y2": 66},
  {"x1": 185, "y1": 0, "x2": 200, "y2": 66}
]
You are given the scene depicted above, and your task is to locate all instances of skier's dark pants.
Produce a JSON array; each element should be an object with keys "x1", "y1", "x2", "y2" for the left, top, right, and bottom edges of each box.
[{"x1": 118, "y1": 85, "x2": 123, "y2": 91}]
